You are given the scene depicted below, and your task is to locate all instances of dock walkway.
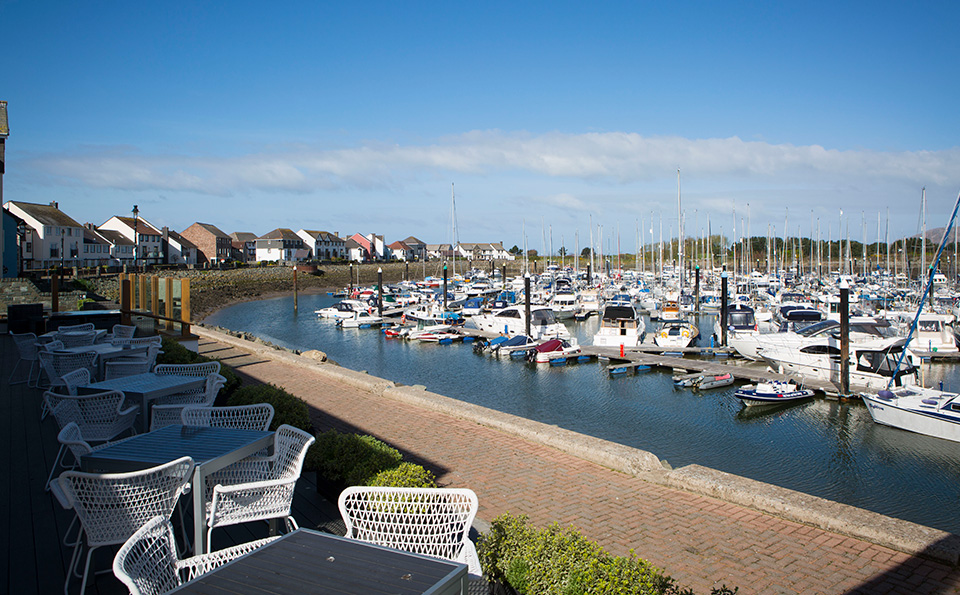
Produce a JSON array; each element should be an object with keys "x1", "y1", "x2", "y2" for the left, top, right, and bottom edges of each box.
[{"x1": 6, "y1": 328, "x2": 960, "y2": 594}]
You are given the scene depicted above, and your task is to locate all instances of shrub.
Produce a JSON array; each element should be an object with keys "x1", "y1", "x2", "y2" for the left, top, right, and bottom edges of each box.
[
  {"x1": 227, "y1": 383, "x2": 311, "y2": 432},
  {"x1": 158, "y1": 337, "x2": 240, "y2": 400},
  {"x1": 478, "y1": 514, "x2": 686, "y2": 595},
  {"x1": 307, "y1": 430, "x2": 402, "y2": 485},
  {"x1": 367, "y1": 462, "x2": 437, "y2": 488}
]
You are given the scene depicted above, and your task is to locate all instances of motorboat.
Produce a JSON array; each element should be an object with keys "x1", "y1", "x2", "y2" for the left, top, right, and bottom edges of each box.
[
  {"x1": 470, "y1": 305, "x2": 571, "y2": 340},
  {"x1": 336, "y1": 311, "x2": 384, "y2": 329},
  {"x1": 759, "y1": 335, "x2": 919, "y2": 392},
  {"x1": 593, "y1": 301, "x2": 643, "y2": 348},
  {"x1": 898, "y1": 313, "x2": 958, "y2": 357},
  {"x1": 736, "y1": 381, "x2": 815, "y2": 406},
  {"x1": 316, "y1": 299, "x2": 369, "y2": 319},
  {"x1": 411, "y1": 325, "x2": 460, "y2": 342},
  {"x1": 528, "y1": 338, "x2": 581, "y2": 364},
  {"x1": 653, "y1": 319, "x2": 699, "y2": 349},
  {"x1": 403, "y1": 302, "x2": 463, "y2": 326},
  {"x1": 862, "y1": 386, "x2": 960, "y2": 443},
  {"x1": 730, "y1": 317, "x2": 895, "y2": 362},
  {"x1": 549, "y1": 292, "x2": 580, "y2": 320},
  {"x1": 695, "y1": 373, "x2": 734, "y2": 390},
  {"x1": 495, "y1": 334, "x2": 539, "y2": 358}
]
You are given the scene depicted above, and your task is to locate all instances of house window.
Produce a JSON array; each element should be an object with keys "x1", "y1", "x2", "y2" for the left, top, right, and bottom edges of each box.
[{"x1": 50, "y1": 246, "x2": 59, "y2": 258}]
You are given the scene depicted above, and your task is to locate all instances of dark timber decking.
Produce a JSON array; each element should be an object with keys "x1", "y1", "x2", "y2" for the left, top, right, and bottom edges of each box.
[{"x1": 0, "y1": 331, "x2": 342, "y2": 595}]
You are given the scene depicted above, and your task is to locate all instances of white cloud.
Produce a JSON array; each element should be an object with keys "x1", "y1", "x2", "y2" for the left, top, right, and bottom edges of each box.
[{"x1": 25, "y1": 131, "x2": 960, "y2": 197}]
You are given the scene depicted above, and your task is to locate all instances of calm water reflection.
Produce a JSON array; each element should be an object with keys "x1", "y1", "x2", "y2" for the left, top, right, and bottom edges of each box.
[{"x1": 206, "y1": 294, "x2": 960, "y2": 533}]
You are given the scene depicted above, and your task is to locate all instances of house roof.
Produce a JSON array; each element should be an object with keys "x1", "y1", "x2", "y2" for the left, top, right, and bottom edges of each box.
[
  {"x1": 425, "y1": 244, "x2": 450, "y2": 251},
  {"x1": 230, "y1": 232, "x2": 258, "y2": 242},
  {"x1": 190, "y1": 222, "x2": 231, "y2": 239},
  {"x1": 96, "y1": 229, "x2": 134, "y2": 246},
  {"x1": 388, "y1": 241, "x2": 411, "y2": 251},
  {"x1": 258, "y1": 228, "x2": 302, "y2": 241},
  {"x1": 0, "y1": 101, "x2": 8, "y2": 137},
  {"x1": 345, "y1": 238, "x2": 364, "y2": 250},
  {"x1": 166, "y1": 229, "x2": 196, "y2": 249},
  {"x1": 402, "y1": 236, "x2": 425, "y2": 246},
  {"x1": 109, "y1": 215, "x2": 162, "y2": 236},
  {"x1": 8, "y1": 201, "x2": 82, "y2": 228},
  {"x1": 300, "y1": 230, "x2": 343, "y2": 242}
]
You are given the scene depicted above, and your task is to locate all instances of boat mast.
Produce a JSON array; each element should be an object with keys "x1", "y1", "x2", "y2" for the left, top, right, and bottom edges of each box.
[
  {"x1": 451, "y1": 183, "x2": 457, "y2": 278},
  {"x1": 677, "y1": 169, "x2": 683, "y2": 293},
  {"x1": 589, "y1": 214, "x2": 594, "y2": 280},
  {"x1": 921, "y1": 187, "x2": 927, "y2": 283}
]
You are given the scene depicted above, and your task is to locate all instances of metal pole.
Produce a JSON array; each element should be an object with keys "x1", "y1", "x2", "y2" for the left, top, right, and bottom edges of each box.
[
  {"x1": 442, "y1": 262, "x2": 448, "y2": 312},
  {"x1": 720, "y1": 272, "x2": 728, "y2": 346},
  {"x1": 840, "y1": 280, "x2": 850, "y2": 395},
  {"x1": 695, "y1": 265, "x2": 700, "y2": 313},
  {"x1": 524, "y1": 273, "x2": 532, "y2": 338},
  {"x1": 293, "y1": 266, "x2": 298, "y2": 313},
  {"x1": 349, "y1": 262, "x2": 354, "y2": 296},
  {"x1": 377, "y1": 267, "x2": 383, "y2": 317}
]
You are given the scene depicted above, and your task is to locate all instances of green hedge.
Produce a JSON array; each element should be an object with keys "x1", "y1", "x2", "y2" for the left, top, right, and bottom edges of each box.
[
  {"x1": 478, "y1": 514, "x2": 737, "y2": 595},
  {"x1": 226, "y1": 383, "x2": 312, "y2": 432},
  {"x1": 367, "y1": 462, "x2": 438, "y2": 488},
  {"x1": 307, "y1": 431, "x2": 402, "y2": 486}
]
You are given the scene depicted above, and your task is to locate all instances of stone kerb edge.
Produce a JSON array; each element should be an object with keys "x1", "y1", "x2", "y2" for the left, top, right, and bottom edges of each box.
[{"x1": 664, "y1": 464, "x2": 960, "y2": 565}]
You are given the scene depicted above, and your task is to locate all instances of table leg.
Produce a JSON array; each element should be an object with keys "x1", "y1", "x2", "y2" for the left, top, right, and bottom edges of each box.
[{"x1": 194, "y1": 467, "x2": 207, "y2": 554}]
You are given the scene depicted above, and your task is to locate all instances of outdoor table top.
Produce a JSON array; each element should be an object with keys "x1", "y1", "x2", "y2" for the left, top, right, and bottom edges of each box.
[
  {"x1": 83, "y1": 372, "x2": 204, "y2": 395},
  {"x1": 169, "y1": 529, "x2": 468, "y2": 595},
  {"x1": 57, "y1": 343, "x2": 144, "y2": 356},
  {"x1": 81, "y1": 424, "x2": 273, "y2": 473}
]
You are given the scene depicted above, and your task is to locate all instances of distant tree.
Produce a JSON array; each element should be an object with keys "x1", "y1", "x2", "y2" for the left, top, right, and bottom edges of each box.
[
  {"x1": 558, "y1": 247, "x2": 567, "y2": 257},
  {"x1": 581, "y1": 247, "x2": 592, "y2": 258},
  {"x1": 527, "y1": 249, "x2": 538, "y2": 258},
  {"x1": 509, "y1": 245, "x2": 522, "y2": 255}
]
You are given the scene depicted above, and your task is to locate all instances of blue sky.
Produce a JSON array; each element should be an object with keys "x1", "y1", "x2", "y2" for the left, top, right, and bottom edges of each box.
[{"x1": 3, "y1": 1, "x2": 959, "y2": 253}]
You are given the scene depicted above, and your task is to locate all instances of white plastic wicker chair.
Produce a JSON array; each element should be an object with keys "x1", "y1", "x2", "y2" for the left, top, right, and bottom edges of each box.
[
  {"x1": 154, "y1": 361, "x2": 221, "y2": 377},
  {"x1": 111, "y1": 335, "x2": 162, "y2": 348},
  {"x1": 204, "y1": 425, "x2": 315, "y2": 551},
  {"x1": 57, "y1": 331, "x2": 99, "y2": 348},
  {"x1": 57, "y1": 323, "x2": 96, "y2": 333},
  {"x1": 44, "y1": 390, "x2": 138, "y2": 444},
  {"x1": 39, "y1": 368, "x2": 93, "y2": 420},
  {"x1": 109, "y1": 324, "x2": 137, "y2": 340},
  {"x1": 50, "y1": 457, "x2": 195, "y2": 595},
  {"x1": 113, "y1": 515, "x2": 278, "y2": 595},
  {"x1": 104, "y1": 359, "x2": 154, "y2": 380},
  {"x1": 43, "y1": 339, "x2": 65, "y2": 351},
  {"x1": 149, "y1": 373, "x2": 226, "y2": 431},
  {"x1": 338, "y1": 486, "x2": 482, "y2": 577},
  {"x1": 10, "y1": 332, "x2": 41, "y2": 386},
  {"x1": 38, "y1": 351, "x2": 99, "y2": 391},
  {"x1": 180, "y1": 404, "x2": 275, "y2": 431}
]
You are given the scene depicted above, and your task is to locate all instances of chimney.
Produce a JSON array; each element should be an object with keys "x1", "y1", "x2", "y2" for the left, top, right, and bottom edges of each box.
[{"x1": 50, "y1": 201, "x2": 58, "y2": 209}]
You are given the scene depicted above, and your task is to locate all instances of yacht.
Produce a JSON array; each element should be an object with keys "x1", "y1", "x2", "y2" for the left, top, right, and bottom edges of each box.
[
  {"x1": 593, "y1": 301, "x2": 643, "y2": 348},
  {"x1": 862, "y1": 386, "x2": 960, "y2": 443},
  {"x1": 549, "y1": 291, "x2": 580, "y2": 320},
  {"x1": 653, "y1": 319, "x2": 699, "y2": 349},
  {"x1": 316, "y1": 299, "x2": 369, "y2": 319},
  {"x1": 470, "y1": 305, "x2": 570, "y2": 340}
]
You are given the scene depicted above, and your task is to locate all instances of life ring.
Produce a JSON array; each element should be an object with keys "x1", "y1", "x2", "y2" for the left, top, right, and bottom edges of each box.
[
  {"x1": 661, "y1": 330, "x2": 668, "y2": 338},
  {"x1": 682, "y1": 330, "x2": 689, "y2": 338}
]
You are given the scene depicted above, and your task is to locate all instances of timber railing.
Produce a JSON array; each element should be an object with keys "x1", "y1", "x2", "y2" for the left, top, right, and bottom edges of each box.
[{"x1": 117, "y1": 273, "x2": 193, "y2": 337}]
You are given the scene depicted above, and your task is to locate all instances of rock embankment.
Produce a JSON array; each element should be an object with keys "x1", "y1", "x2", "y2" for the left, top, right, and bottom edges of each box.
[{"x1": 86, "y1": 261, "x2": 524, "y2": 321}]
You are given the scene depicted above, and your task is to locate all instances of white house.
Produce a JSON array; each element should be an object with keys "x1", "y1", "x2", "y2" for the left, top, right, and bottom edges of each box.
[
  {"x1": 163, "y1": 228, "x2": 197, "y2": 265},
  {"x1": 256, "y1": 228, "x2": 307, "y2": 263},
  {"x1": 296, "y1": 229, "x2": 346, "y2": 261},
  {"x1": 99, "y1": 214, "x2": 165, "y2": 266},
  {"x1": 92, "y1": 228, "x2": 135, "y2": 266},
  {"x1": 3, "y1": 200, "x2": 85, "y2": 269},
  {"x1": 80, "y1": 225, "x2": 115, "y2": 267}
]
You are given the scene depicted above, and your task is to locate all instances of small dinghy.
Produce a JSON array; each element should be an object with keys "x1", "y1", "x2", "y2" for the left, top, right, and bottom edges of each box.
[
  {"x1": 528, "y1": 338, "x2": 581, "y2": 364},
  {"x1": 494, "y1": 335, "x2": 538, "y2": 357},
  {"x1": 735, "y1": 380, "x2": 815, "y2": 407},
  {"x1": 695, "y1": 373, "x2": 734, "y2": 391}
]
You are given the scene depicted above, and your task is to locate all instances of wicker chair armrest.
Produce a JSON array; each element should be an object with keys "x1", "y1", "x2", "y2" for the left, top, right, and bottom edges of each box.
[
  {"x1": 208, "y1": 477, "x2": 299, "y2": 528},
  {"x1": 49, "y1": 477, "x2": 73, "y2": 510},
  {"x1": 177, "y1": 536, "x2": 280, "y2": 582}
]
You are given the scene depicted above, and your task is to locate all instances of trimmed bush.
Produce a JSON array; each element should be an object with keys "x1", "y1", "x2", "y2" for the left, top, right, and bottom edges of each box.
[
  {"x1": 227, "y1": 383, "x2": 311, "y2": 432},
  {"x1": 307, "y1": 430, "x2": 402, "y2": 486},
  {"x1": 367, "y1": 462, "x2": 437, "y2": 488},
  {"x1": 478, "y1": 514, "x2": 691, "y2": 595}
]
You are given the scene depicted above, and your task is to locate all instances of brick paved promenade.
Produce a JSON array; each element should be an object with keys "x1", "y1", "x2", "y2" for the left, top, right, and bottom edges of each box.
[{"x1": 197, "y1": 330, "x2": 960, "y2": 594}]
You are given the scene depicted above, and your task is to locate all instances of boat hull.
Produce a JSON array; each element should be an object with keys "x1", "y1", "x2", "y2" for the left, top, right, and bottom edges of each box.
[{"x1": 862, "y1": 391, "x2": 960, "y2": 443}]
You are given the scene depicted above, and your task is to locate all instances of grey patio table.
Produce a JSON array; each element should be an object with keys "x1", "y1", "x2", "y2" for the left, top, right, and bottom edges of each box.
[
  {"x1": 58, "y1": 343, "x2": 148, "y2": 380},
  {"x1": 168, "y1": 528, "x2": 469, "y2": 595},
  {"x1": 81, "y1": 372, "x2": 206, "y2": 432},
  {"x1": 81, "y1": 424, "x2": 274, "y2": 555}
]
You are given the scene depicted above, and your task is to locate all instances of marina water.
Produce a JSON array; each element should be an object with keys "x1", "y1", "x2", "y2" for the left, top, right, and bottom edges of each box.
[{"x1": 206, "y1": 294, "x2": 960, "y2": 534}]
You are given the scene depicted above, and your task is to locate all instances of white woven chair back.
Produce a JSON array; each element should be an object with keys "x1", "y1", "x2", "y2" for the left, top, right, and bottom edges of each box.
[
  {"x1": 105, "y1": 360, "x2": 153, "y2": 380},
  {"x1": 60, "y1": 368, "x2": 92, "y2": 395},
  {"x1": 58, "y1": 331, "x2": 99, "y2": 348},
  {"x1": 56, "y1": 457, "x2": 194, "y2": 547},
  {"x1": 38, "y1": 350, "x2": 98, "y2": 387},
  {"x1": 338, "y1": 487, "x2": 479, "y2": 571},
  {"x1": 58, "y1": 323, "x2": 95, "y2": 333},
  {"x1": 11, "y1": 332, "x2": 39, "y2": 359},
  {"x1": 181, "y1": 404, "x2": 275, "y2": 431},
  {"x1": 42, "y1": 339, "x2": 65, "y2": 352},
  {"x1": 111, "y1": 336, "x2": 162, "y2": 348},
  {"x1": 111, "y1": 324, "x2": 137, "y2": 339},
  {"x1": 44, "y1": 389, "x2": 136, "y2": 442},
  {"x1": 57, "y1": 421, "x2": 95, "y2": 461},
  {"x1": 274, "y1": 425, "x2": 315, "y2": 479},
  {"x1": 154, "y1": 361, "x2": 221, "y2": 377},
  {"x1": 112, "y1": 516, "x2": 182, "y2": 595}
]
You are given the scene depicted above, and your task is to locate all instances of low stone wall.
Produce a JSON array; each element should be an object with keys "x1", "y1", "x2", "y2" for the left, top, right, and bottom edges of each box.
[{"x1": 0, "y1": 278, "x2": 87, "y2": 312}]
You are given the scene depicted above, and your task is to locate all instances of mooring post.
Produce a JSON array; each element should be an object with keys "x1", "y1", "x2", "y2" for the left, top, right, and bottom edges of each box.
[
  {"x1": 840, "y1": 279, "x2": 850, "y2": 395},
  {"x1": 405, "y1": 261, "x2": 409, "y2": 282},
  {"x1": 502, "y1": 264, "x2": 506, "y2": 285},
  {"x1": 525, "y1": 273, "x2": 532, "y2": 338},
  {"x1": 720, "y1": 271, "x2": 728, "y2": 347},
  {"x1": 443, "y1": 262, "x2": 448, "y2": 312},
  {"x1": 293, "y1": 265, "x2": 298, "y2": 313},
  {"x1": 587, "y1": 263, "x2": 592, "y2": 285},
  {"x1": 377, "y1": 267, "x2": 383, "y2": 317},
  {"x1": 695, "y1": 265, "x2": 701, "y2": 313},
  {"x1": 349, "y1": 262, "x2": 354, "y2": 296}
]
